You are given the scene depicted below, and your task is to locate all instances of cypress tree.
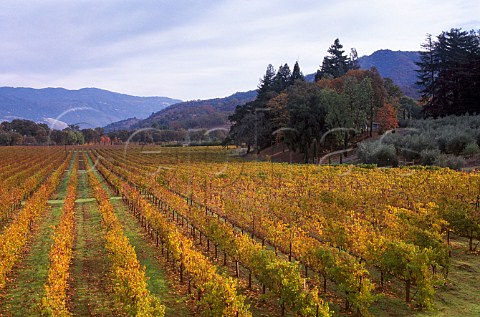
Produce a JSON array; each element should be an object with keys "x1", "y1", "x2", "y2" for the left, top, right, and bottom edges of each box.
[{"x1": 290, "y1": 61, "x2": 305, "y2": 85}]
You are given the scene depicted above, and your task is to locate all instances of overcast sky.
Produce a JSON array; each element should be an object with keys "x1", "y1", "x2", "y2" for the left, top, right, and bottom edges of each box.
[{"x1": 0, "y1": 0, "x2": 478, "y2": 101}]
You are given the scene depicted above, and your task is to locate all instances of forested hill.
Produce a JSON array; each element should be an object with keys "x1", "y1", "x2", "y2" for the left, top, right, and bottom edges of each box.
[
  {"x1": 119, "y1": 90, "x2": 257, "y2": 131},
  {"x1": 0, "y1": 87, "x2": 181, "y2": 128}
]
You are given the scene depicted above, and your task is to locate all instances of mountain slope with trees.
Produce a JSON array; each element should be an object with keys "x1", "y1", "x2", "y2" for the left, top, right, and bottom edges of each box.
[
  {"x1": 128, "y1": 90, "x2": 257, "y2": 131},
  {"x1": 0, "y1": 87, "x2": 181, "y2": 128}
]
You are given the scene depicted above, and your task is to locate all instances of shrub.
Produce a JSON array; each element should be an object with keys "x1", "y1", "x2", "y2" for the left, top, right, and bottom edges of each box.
[
  {"x1": 358, "y1": 142, "x2": 398, "y2": 167},
  {"x1": 420, "y1": 149, "x2": 441, "y2": 166},
  {"x1": 445, "y1": 133, "x2": 473, "y2": 155},
  {"x1": 461, "y1": 142, "x2": 480, "y2": 156},
  {"x1": 400, "y1": 133, "x2": 437, "y2": 161},
  {"x1": 435, "y1": 154, "x2": 465, "y2": 170}
]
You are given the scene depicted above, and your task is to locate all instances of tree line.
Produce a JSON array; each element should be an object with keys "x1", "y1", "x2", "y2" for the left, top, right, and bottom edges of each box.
[
  {"x1": 226, "y1": 39, "x2": 419, "y2": 162},
  {"x1": 0, "y1": 119, "x2": 228, "y2": 146},
  {"x1": 0, "y1": 119, "x2": 105, "y2": 146}
]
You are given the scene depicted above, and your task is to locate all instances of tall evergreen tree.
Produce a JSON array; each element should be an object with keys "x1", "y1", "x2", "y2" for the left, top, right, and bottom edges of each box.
[
  {"x1": 273, "y1": 63, "x2": 292, "y2": 93},
  {"x1": 417, "y1": 28, "x2": 480, "y2": 116},
  {"x1": 289, "y1": 61, "x2": 305, "y2": 85},
  {"x1": 315, "y1": 38, "x2": 351, "y2": 80},
  {"x1": 416, "y1": 34, "x2": 438, "y2": 113},
  {"x1": 257, "y1": 64, "x2": 276, "y2": 101}
]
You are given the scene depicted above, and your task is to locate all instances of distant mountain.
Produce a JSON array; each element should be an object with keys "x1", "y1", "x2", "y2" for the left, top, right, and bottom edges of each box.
[
  {"x1": 126, "y1": 90, "x2": 257, "y2": 131},
  {"x1": 0, "y1": 87, "x2": 181, "y2": 128},
  {"x1": 358, "y1": 50, "x2": 420, "y2": 98},
  {"x1": 305, "y1": 50, "x2": 420, "y2": 98}
]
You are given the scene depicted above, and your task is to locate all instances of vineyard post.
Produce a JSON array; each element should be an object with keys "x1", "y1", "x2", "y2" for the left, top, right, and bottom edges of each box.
[
  {"x1": 469, "y1": 229, "x2": 474, "y2": 251},
  {"x1": 180, "y1": 261, "x2": 184, "y2": 283},
  {"x1": 323, "y1": 274, "x2": 327, "y2": 293},
  {"x1": 405, "y1": 279, "x2": 411, "y2": 302},
  {"x1": 380, "y1": 270, "x2": 384, "y2": 288}
]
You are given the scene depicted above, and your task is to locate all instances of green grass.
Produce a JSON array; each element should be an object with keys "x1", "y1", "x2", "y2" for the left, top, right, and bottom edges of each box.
[
  {"x1": 0, "y1": 204, "x2": 63, "y2": 316},
  {"x1": 110, "y1": 198, "x2": 192, "y2": 316},
  {"x1": 368, "y1": 235, "x2": 480, "y2": 317},
  {"x1": 68, "y1": 167, "x2": 121, "y2": 316},
  {"x1": 415, "y1": 236, "x2": 480, "y2": 317}
]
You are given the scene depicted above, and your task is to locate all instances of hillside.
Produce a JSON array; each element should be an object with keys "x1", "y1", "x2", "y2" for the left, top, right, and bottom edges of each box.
[
  {"x1": 358, "y1": 50, "x2": 420, "y2": 98},
  {"x1": 130, "y1": 90, "x2": 257, "y2": 131},
  {"x1": 103, "y1": 117, "x2": 142, "y2": 132},
  {"x1": 0, "y1": 87, "x2": 181, "y2": 128}
]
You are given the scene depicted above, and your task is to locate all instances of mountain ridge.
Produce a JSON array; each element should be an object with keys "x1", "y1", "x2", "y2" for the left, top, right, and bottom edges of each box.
[
  {"x1": 0, "y1": 86, "x2": 181, "y2": 128},
  {"x1": 104, "y1": 90, "x2": 257, "y2": 132}
]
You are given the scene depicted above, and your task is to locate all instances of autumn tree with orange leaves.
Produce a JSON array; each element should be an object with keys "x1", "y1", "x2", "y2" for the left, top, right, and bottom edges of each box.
[{"x1": 375, "y1": 103, "x2": 399, "y2": 134}]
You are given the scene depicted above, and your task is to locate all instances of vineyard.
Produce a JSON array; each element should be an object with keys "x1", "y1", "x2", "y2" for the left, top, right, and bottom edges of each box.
[{"x1": 0, "y1": 145, "x2": 478, "y2": 317}]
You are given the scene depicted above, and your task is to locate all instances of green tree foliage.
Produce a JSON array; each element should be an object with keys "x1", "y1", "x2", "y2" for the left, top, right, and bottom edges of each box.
[
  {"x1": 315, "y1": 39, "x2": 356, "y2": 80},
  {"x1": 284, "y1": 82, "x2": 327, "y2": 163},
  {"x1": 290, "y1": 61, "x2": 305, "y2": 85},
  {"x1": 0, "y1": 119, "x2": 110, "y2": 146},
  {"x1": 228, "y1": 62, "x2": 397, "y2": 161},
  {"x1": 399, "y1": 96, "x2": 422, "y2": 120},
  {"x1": 227, "y1": 39, "x2": 409, "y2": 161},
  {"x1": 228, "y1": 62, "x2": 303, "y2": 153},
  {"x1": 273, "y1": 64, "x2": 292, "y2": 93},
  {"x1": 257, "y1": 64, "x2": 276, "y2": 101},
  {"x1": 416, "y1": 29, "x2": 480, "y2": 116}
]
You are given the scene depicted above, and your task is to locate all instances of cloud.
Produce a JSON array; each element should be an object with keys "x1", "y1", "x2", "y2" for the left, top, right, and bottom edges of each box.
[{"x1": 0, "y1": 0, "x2": 478, "y2": 100}]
